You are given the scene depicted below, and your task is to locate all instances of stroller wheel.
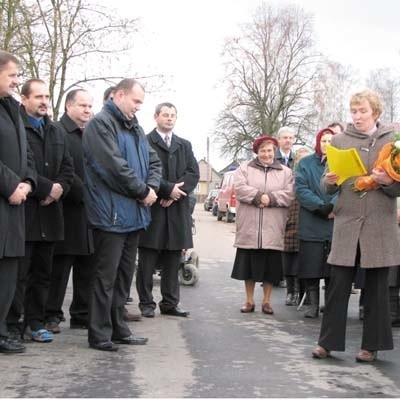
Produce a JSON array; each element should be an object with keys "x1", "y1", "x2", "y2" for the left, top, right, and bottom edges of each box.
[{"x1": 179, "y1": 263, "x2": 199, "y2": 286}]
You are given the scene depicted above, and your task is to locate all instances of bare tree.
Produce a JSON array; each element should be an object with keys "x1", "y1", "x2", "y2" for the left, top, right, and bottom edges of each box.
[
  {"x1": 213, "y1": 3, "x2": 322, "y2": 160},
  {"x1": 1, "y1": 0, "x2": 143, "y2": 118},
  {"x1": 300, "y1": 59, "x2": 355, "y2": 144},
  {"x1": 367, "y1": 67, "x2": 400, "y2": 123}
]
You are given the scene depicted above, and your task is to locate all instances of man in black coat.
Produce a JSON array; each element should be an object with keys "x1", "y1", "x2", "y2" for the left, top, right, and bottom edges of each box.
[
  {"x1": 275, "y1": 126, "x2": 296, "y2": 169},
  {"x1": 45, "y1": 89, "x2": 94, "y2": 332},
  {"x1": 0, "y1": 51, "x2": 36, "y2": 354},
  {"x1": 7, "y1": 79, "x2": 73, "y2": 343},
  {"x1": 137, "y1": 102, "x2": 200, "y2": 318}
]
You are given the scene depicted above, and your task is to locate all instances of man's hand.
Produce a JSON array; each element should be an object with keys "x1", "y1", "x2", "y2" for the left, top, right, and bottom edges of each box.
[
  {"x1": 19, "y1": 182, "x2": 32, "y2": 196},
  {"x1": 142, "y1": 187, "x2": 157, "y2": 206},
  {"x1": 50, "y1": 183, "x2": 63, "y2": 201},
  {"x1": 8, "y1": 183, "x2": 28, "y2": 205},
  {"x1": 169, "y1": 182, "x2": 187, "y2": 201},
  {"x1": 160, "y1": 199, "x2": 174, "y2": 208},
  {"x1": 40, "y1": 196, "x2": 55, "y2": 206}
]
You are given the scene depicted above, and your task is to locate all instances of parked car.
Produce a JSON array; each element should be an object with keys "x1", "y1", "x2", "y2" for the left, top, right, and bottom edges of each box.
[
  {"x1": 217, "y1": 170, "x2": 236, "y2": 223},
  {"x1": 203, "y1": 189, "x2": 219, "y2": 211}
]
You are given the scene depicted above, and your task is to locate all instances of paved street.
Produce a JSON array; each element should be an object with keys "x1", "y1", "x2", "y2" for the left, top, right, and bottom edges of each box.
[{"x1": 1, "y1": 205, "x2": 400, "y2": 398}]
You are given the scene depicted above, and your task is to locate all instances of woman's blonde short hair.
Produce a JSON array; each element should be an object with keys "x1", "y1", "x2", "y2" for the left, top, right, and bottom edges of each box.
[
  {"x1": 350, "y1": 89, "x2": 383, "y2": 119},
  {"x1": 294, "y1": 147, "x2": 311, "y2": 167}
]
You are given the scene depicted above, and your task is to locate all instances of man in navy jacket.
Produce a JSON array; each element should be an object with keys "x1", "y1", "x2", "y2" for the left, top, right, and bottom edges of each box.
[{"x1": 82, "y1": 78, "x2": 161, "y2": 351}]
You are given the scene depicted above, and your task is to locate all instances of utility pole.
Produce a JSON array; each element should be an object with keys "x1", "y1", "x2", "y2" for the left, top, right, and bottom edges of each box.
[{"x1": 206, "y1": 136, "x2": 210, "y2": 192}]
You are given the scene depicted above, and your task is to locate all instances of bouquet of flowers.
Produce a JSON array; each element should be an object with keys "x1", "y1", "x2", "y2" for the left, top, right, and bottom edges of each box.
[{"x1": 354, "y1": 134, "x2": 400, "y2": 191}]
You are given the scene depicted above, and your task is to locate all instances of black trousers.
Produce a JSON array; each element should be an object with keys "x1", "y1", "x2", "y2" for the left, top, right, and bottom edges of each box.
[
  {"x1": 0, "y1": 258, "x2": 18, "y2": 338},
  {"x1": 88, "y1": 229, "x2": 139, "y2": 345},
  {"x1": 318, "y1": 265, "x2": 392, "y2": 352},
  {"x1": 46, "y1": 254, "x2": 93, "y2": 324},
  {"x1": 8, "y1": 242, "x2": 55, "y2": 331},
  {"x1": 136, "y1": 248, "x2": 181, "y2": 311}
]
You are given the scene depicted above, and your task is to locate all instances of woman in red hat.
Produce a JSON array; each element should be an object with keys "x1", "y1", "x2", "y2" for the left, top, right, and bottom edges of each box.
[{"x1": 231, "y1": 136, "x2": 294, "y2": 315}]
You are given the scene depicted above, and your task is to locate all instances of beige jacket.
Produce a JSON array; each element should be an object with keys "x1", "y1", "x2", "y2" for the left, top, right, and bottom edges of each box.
[
  {"x1": 323, "y1": 123, "x2": 400, "y2": 268},
  {"x1": 234, "y1": 159, "x2": 294, "y2": 250}
]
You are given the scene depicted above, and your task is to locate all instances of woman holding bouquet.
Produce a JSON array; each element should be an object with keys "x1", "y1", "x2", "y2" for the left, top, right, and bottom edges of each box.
[{"x1": 312, "y1": 89, "x2": 400, "y2": 362}]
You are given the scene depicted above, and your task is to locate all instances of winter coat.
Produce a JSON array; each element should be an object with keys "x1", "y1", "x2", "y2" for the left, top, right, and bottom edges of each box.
[
  {"x1": 54, "y1": 113, "x2": 94, "y2": 255},
  {"x1": 323, "y1": 123, "x2": 400, "y2": 268},
  {"x1": 275, "y1": 148, "x2": 295, "y2": 169},
  {"x1": 283, "y1": 199, "x2": 300, "y2": 252},
  {"x1": 139, "y1": 129, "x2": 200, "y2": 250},
  {"x1": 22, "y1": 110, "x2": 74, "y2": 242},
  {"x1": 0, "y1": 97, "x2": 36, "y2": 258},
  {"x1": 82, "y1": 100, "x2": 162, "y2": 233},
  {"x1": 233, "y1": 158, "x2": 294, "y2": 250},
  {"x1": 296, "y1": 153, "x2": 337, "y2": 242}
]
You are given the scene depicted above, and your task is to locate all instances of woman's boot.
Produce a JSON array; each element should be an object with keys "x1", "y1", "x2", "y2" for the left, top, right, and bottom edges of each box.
[
  {"x1": 285, "y1": 276, "x2": 296, "y2": 306},
  {"x1": 304, "y1": 286, "x2": 319, "y2": 318}
]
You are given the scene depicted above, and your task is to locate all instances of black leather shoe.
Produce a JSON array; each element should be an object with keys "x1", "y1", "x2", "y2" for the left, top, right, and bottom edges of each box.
[
  {"x1": 112, "y1": 335, "x2": 148, "y2": 345},
  {"x1": 89, "y1": 341, "x2": 119, "y2": 352},
  {"x1": 0, "y1": 338, "x2": 26, "y2": 353},
  {"x1": 160, "y1": 307, "x2": 190, "y2": 317},
  {"x1": 141, "y1": 308, "x2": 155, "y2": 318}
]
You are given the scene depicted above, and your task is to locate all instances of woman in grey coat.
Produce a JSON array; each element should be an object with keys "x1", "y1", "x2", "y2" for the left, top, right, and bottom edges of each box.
[{"x1": 312, "y1": 89, "x2": 400, "y2": 362}]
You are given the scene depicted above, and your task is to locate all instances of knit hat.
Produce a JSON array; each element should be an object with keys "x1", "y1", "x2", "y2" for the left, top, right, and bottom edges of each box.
[{"x1": 252, "y1": 136, "x2": 278, "y2": 154}]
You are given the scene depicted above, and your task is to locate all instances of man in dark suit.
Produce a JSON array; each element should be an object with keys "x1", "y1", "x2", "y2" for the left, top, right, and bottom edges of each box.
[
  {"x1": 8, "y1": 79, "x2": 73, "y2": 343},
  {"x1": 45, "y1": 89, "x2": 94, "y2": 333},
  {"x1": 275, "y1": 126, "x2": 295, "y2": 169},
  {"x1": 136, "y1": 102, "x2": 200, "y2": 318},
  {"x1": 0, "y1": 51, "x2": 36, "y2": 354}
]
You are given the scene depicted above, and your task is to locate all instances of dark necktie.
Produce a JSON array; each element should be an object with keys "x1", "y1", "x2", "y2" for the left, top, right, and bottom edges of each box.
[{"x1": 165, "y1": 135, "x2": 170, "y2": 148}]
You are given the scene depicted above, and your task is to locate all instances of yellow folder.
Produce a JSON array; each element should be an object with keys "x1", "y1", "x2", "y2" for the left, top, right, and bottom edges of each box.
[{"x1": 325, "y1": 145, "x2": 367, "y2": 185}]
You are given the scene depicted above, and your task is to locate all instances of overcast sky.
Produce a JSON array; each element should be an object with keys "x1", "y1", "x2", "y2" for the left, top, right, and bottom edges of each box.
[{"x1": 99, "y1": 0, "x2": 400, "y2": 170}]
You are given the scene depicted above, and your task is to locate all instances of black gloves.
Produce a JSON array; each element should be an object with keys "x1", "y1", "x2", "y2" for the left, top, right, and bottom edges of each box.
[{"x1": 313, "y1": 203, "x2": 333, "y2": 219}]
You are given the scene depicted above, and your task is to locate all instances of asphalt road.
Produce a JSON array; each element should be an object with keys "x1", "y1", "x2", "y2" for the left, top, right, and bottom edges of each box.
[{"x1": 1, "y1": 205, "x2": 400, "y2": 398}]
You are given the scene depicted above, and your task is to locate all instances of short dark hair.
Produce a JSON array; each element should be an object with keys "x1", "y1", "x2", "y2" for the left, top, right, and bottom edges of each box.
[
  {"x1": 155, "y1": 102, "x2": 177, "y2": 115},
  {"x1": 328, "y1": 122, "x2": 344, "y2": 133},
  {"x1": 20, "y1": 78, "x2": 46, "y2": 97},
  {"x1": 64, "y1": 89, "x2": 87, "y2": 111},
  {"x1": 114, "y1": 78, "x2": 144, "y2": 94},
  {"x1": 0, "y1": 50, "x2": 19, "y2": 72},
  {"x1": 103, "y1": 86, "x2": 115, "y2": 102}
]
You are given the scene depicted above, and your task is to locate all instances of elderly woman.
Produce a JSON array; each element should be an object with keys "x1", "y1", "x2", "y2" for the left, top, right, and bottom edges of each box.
[
  {"x1": 312, "y1": 89, "x2": 400, "y2": 362},
  {"x1": 231, "y1": 136, "x2": 294, "y2": 315},
  {"x1": 295, "y1": 128, "x2": 337, "y2": 318}
]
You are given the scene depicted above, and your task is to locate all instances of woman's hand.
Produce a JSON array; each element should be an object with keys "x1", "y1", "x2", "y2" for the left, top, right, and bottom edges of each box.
[
  {"x1": 260, "y1": 194, "x2": 270, "y2": 207},
  {"x1": 325, "y1": 172, "x2": 340, "y2": 185},
  {"x1": 371, "y1": 167, "x2": 394, "y2": 186}
]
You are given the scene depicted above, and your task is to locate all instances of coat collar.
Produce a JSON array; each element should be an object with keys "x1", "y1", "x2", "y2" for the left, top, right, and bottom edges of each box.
[
  {"x1": 249, "y1": 157, "x2": 283, "y2": 171},
  {"x1": 345, "y1": 122, "x2": 394, "y2": 140},
  {"x1": 148, "y1": 128, "x2": 181, "y2": 152},
  {"x1": 59, "y1": 113, "x2": 81, "y2": 134}
]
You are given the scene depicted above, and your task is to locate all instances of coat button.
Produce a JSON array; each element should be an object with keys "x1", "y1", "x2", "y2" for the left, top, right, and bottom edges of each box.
[
  {"x1": 44, "y1": 162, "x2": 49, "y2": 167},
  {"x1": 41, "y1": 232, "x2": 47, "y2": 238}
]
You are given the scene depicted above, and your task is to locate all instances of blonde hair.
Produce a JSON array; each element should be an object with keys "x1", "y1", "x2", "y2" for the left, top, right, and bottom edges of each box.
[
  {"x1": 350, "y1": 89, "x2": 382, "y2": 119},
  {"x1": 294, "y1": 147, "x2": 311, "y2": 167}
]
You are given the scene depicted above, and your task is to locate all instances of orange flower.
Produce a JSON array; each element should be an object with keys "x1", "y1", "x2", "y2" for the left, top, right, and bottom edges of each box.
[{"x1": 354, "y1": 137, "x2": 400, "y2": 192}]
